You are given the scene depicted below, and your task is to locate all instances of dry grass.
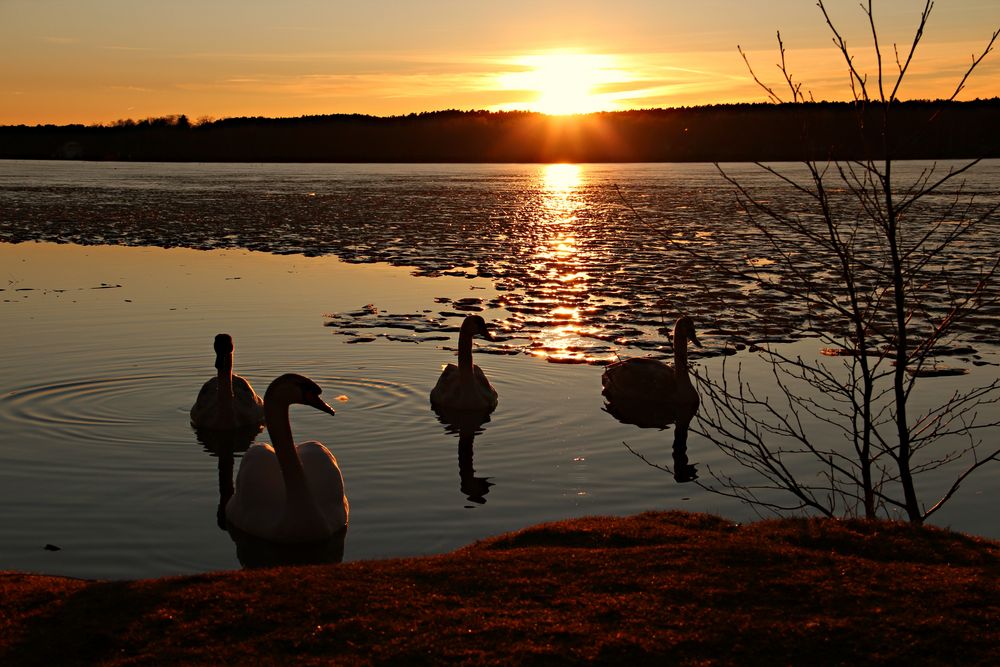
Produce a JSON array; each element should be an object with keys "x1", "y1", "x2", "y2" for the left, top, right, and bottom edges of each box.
[{"x1": 2, "y1": 511, "x2": 997, "y2": 665}]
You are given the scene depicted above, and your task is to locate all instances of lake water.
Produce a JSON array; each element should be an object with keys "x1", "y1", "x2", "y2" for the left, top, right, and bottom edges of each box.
[{"x1": 1, "y1": 160, "x2": 997, "y2": 579}]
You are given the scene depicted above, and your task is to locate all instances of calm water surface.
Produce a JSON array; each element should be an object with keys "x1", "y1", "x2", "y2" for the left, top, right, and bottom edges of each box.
[{"x1": 1, "y1": 161, "x2": 997, "y2": 579}]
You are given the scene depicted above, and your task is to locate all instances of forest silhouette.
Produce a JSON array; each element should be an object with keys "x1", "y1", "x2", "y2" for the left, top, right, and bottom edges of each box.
[{"x1": 1, "y1": 101, "x2": 998, "y2": 163}]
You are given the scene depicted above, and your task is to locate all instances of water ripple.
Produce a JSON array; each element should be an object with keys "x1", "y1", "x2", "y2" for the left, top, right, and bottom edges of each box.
[
  {"x1": 310, "y1": 373, "x2": 423, "y2": 413},
  {"x1": 2, "y1": 374, "x2": 173, "y2": 428}
]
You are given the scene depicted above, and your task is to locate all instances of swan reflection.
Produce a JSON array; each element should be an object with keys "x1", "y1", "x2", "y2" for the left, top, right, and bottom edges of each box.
[
  {"x1": 228, "y1": 524, "x2": 346, "y2": 569},
  {"x1": 193, "y1": 426, "x2": 260, "y2": 530},
  {"x1": 433, "y1": 407, "x2": 495, "y2": 505},
  {"x1": 602, "y1": 398, "x2": 698, "y2": 484}
]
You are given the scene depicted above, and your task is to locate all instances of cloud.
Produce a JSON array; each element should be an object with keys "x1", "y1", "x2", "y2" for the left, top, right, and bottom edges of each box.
[
  {"x1": 182, "y1": 70, "x2": 500, "y2": 101},
  {"x1": 102, "y1": 45, "x2": 154, "y2": 52},
  {"x1": 106, "y1": 85, "x2": 154, "y2": 93}
]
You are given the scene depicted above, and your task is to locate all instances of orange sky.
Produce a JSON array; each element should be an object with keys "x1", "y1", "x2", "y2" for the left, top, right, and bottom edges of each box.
[{"x1": 1, "y1": 0, "x2": 997, "y2": 126}]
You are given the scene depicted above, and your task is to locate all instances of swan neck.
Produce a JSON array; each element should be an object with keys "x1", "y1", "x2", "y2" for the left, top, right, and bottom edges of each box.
[
  {"x1": 264, "y1": 399, "x2": 310, "y2": 504},
  {"x1": 216, "y1": 359, "x2": 233, "y2": 390},
  {"x1": 674, "y1": 335, "x2": 691, "y2": 385},
  {"x1": 215, "y1": 348, "x2": 233, "y2": 373},
  {"x1": 215, "y1": 357, "x2": 235, "y2": 424},
  {"x1": 458, "y1": 325, "x2": 474, "y2": 376}
]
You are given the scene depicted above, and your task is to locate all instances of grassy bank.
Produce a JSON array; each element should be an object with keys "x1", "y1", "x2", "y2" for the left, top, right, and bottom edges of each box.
[{"x1": 2, "y1": 511, "x2": 997, "y2": 665}]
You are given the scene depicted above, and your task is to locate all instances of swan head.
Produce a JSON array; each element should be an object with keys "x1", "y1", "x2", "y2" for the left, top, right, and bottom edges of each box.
[
  {"x1": 675, "y1": 316, "x2": 702, "y2": 348},
  {"x1": 265, "y1": 373, "x2": 337, "y2": 416},
  {"x1": 214, "y1": 333, "x2": 234, "y2": 370},
  {"x1": 461, "y1": 314, "x2": 496, "y2": 342}
]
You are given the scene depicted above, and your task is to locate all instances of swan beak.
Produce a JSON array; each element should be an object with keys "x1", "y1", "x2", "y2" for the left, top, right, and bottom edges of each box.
[
  {"x1": 479, "y1": 323, "x2": 496, "y2": 342},
  {"x1": 691, "y1": 333, "x2": 703, "y2": 348},
  {"x1": 305, "y1": 394, "x2": 337, "y2": 417}
]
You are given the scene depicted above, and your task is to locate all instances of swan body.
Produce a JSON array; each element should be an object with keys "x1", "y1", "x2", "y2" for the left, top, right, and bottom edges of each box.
[
  {"x1": 431, "y1": 315, "x2": 499, "y2": 412},
  {"x1": 191, "y1": 334, "x2": 264, "y2": 431},
  {"x1": 225, "y1": 373, "x2": 348, "y2": 544},
  {"x1": 602, "y1": 316, "x2": 702, "y2": 428}
]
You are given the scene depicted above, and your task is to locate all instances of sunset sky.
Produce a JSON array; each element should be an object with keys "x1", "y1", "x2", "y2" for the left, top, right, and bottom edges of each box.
[{"x1": 1, "y1": 0, "x2": 997, "y2": 126}]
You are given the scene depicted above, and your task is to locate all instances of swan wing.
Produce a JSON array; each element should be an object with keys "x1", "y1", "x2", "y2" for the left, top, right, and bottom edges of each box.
[
  {"x1": 190, "y1": 377, "x2": 219, "y2": 425},
  {"x1": 232, "y1": 374, "x2": 265, "y2": 426},
  {"x1": 430, "y1": 364, "x2": 460, "y2": 403},
  {"x1": 431, "y1": 364, "x2": 498, "y2": 411},
  {"x1": 298, "y1": 441, "x2": 349, "y2": 529},
  {"x1": 472, "y1": 364, "x2": 499, "y2": 410},
  {"x1": 602, "y1": 357, "x2": 679, "y2": 402},
  {"x1": 225, "y1": 443, "x2": 284, "y2": 535},
  {"x1": 191, "y1": 375, "x2": 264, "y2": 429}
]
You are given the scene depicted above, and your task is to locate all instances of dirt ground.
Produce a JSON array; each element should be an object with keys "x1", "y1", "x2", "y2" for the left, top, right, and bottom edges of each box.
[{"x1": 2, "y1": 511, "x2": 998, "y2": 665}]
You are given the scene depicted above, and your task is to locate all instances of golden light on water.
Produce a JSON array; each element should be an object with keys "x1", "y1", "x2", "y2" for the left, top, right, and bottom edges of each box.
[
  {"x1": 551, "y1": 305, "x2": 580, "y2": 319},
  {"x1": 551, "y1": 238, "x2": 577, "y2": 256},
  {"x1": 543, "y1": 163, "x2": 582, "y2": 193},
  {"x1": 541, "y1": 164, "x2": 583, "y2": 226},
  {"x1": 526, "y1": 162, "x2": 607, "y2": 364}
]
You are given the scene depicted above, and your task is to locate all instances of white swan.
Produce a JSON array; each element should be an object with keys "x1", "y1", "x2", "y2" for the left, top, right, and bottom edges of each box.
[
  {"x1": 190, "y1": 333, "x2": 264, "y2": 431},
  {"x1": 601, "y1": 316, "x2": 702, "y2": 434},
  {"x1": 430, "y1": 315, "x2": 499, "y2": 412},
  {"x1": 225, "y1": 373, "x2": 348, "y2": 543}
]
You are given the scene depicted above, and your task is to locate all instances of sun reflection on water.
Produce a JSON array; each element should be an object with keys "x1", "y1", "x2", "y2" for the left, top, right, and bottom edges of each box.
[
  {"x1": 320, "y1": 163, "x2": 672, "y2": 367},
  {"x1": 543, "y1": 163, "x2": 582, "y2": 194},
  {"x1": 520, "y1": 163, "x2": 612, "y2": 364}
]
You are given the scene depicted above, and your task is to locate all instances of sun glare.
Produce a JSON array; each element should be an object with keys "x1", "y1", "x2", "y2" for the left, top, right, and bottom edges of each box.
[
  {"x1": 498, "y1": 53, "x2": 628, "y2": 115},
  {"x1": 543, "y1": 163, "x2": 582, "y2": 193}
]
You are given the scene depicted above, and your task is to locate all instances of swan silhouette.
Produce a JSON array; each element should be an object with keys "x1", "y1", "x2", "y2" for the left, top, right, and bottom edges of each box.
[
  {"x1": 190, "y1": 333, "x2": 264, "y2": 431},
  {"x1": 602, "y1": 316, "x2": 702, "y2": 448},
  {"x1": 430, "y1": 315, "x2": 499, "y2": 412},
  {"x1": 225, "y1": 373, "x2": 348, "y2": 544}
]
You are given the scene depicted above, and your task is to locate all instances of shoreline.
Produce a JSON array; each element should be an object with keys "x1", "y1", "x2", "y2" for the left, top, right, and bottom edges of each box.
[{"x1": 2, "y1": 511, "x2": 998, "y2": 665}]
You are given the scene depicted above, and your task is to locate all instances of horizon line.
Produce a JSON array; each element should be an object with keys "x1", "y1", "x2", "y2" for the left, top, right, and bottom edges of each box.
[{"x1": 5, "y1": 97, "x2": 1000, "y2": 129}]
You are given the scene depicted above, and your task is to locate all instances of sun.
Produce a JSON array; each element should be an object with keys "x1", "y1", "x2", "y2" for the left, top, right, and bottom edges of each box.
[{"x1": 498, "y1": 52, "x2": 626, "y2": 115}]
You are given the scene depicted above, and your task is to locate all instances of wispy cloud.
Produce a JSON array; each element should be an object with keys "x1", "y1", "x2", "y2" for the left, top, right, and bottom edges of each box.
[
  {"x1": 181, "y1": 70, "x2": 500, "y2": 101},
  {"x1": 102, "y1": 45, "x2": 154, "y2": 52},
  {"x1": 106, "y1": 85, "x2": 154, "y2": 93}
]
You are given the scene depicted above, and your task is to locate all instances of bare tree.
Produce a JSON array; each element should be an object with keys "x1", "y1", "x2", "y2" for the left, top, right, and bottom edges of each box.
[{"x1": 631, "y1": 1, "x2": 1000, "y2": 522}]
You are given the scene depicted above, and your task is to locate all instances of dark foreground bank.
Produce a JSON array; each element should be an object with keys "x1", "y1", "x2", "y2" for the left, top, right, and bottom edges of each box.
[{"x1": 2, "y1": 512, "x2": 997, "y2": 665}]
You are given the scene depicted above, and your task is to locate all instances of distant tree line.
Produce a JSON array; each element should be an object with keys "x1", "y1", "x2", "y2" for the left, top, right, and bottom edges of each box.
[{"x1": 1, "y1": 101, "x2": 998, "y2": 162}]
